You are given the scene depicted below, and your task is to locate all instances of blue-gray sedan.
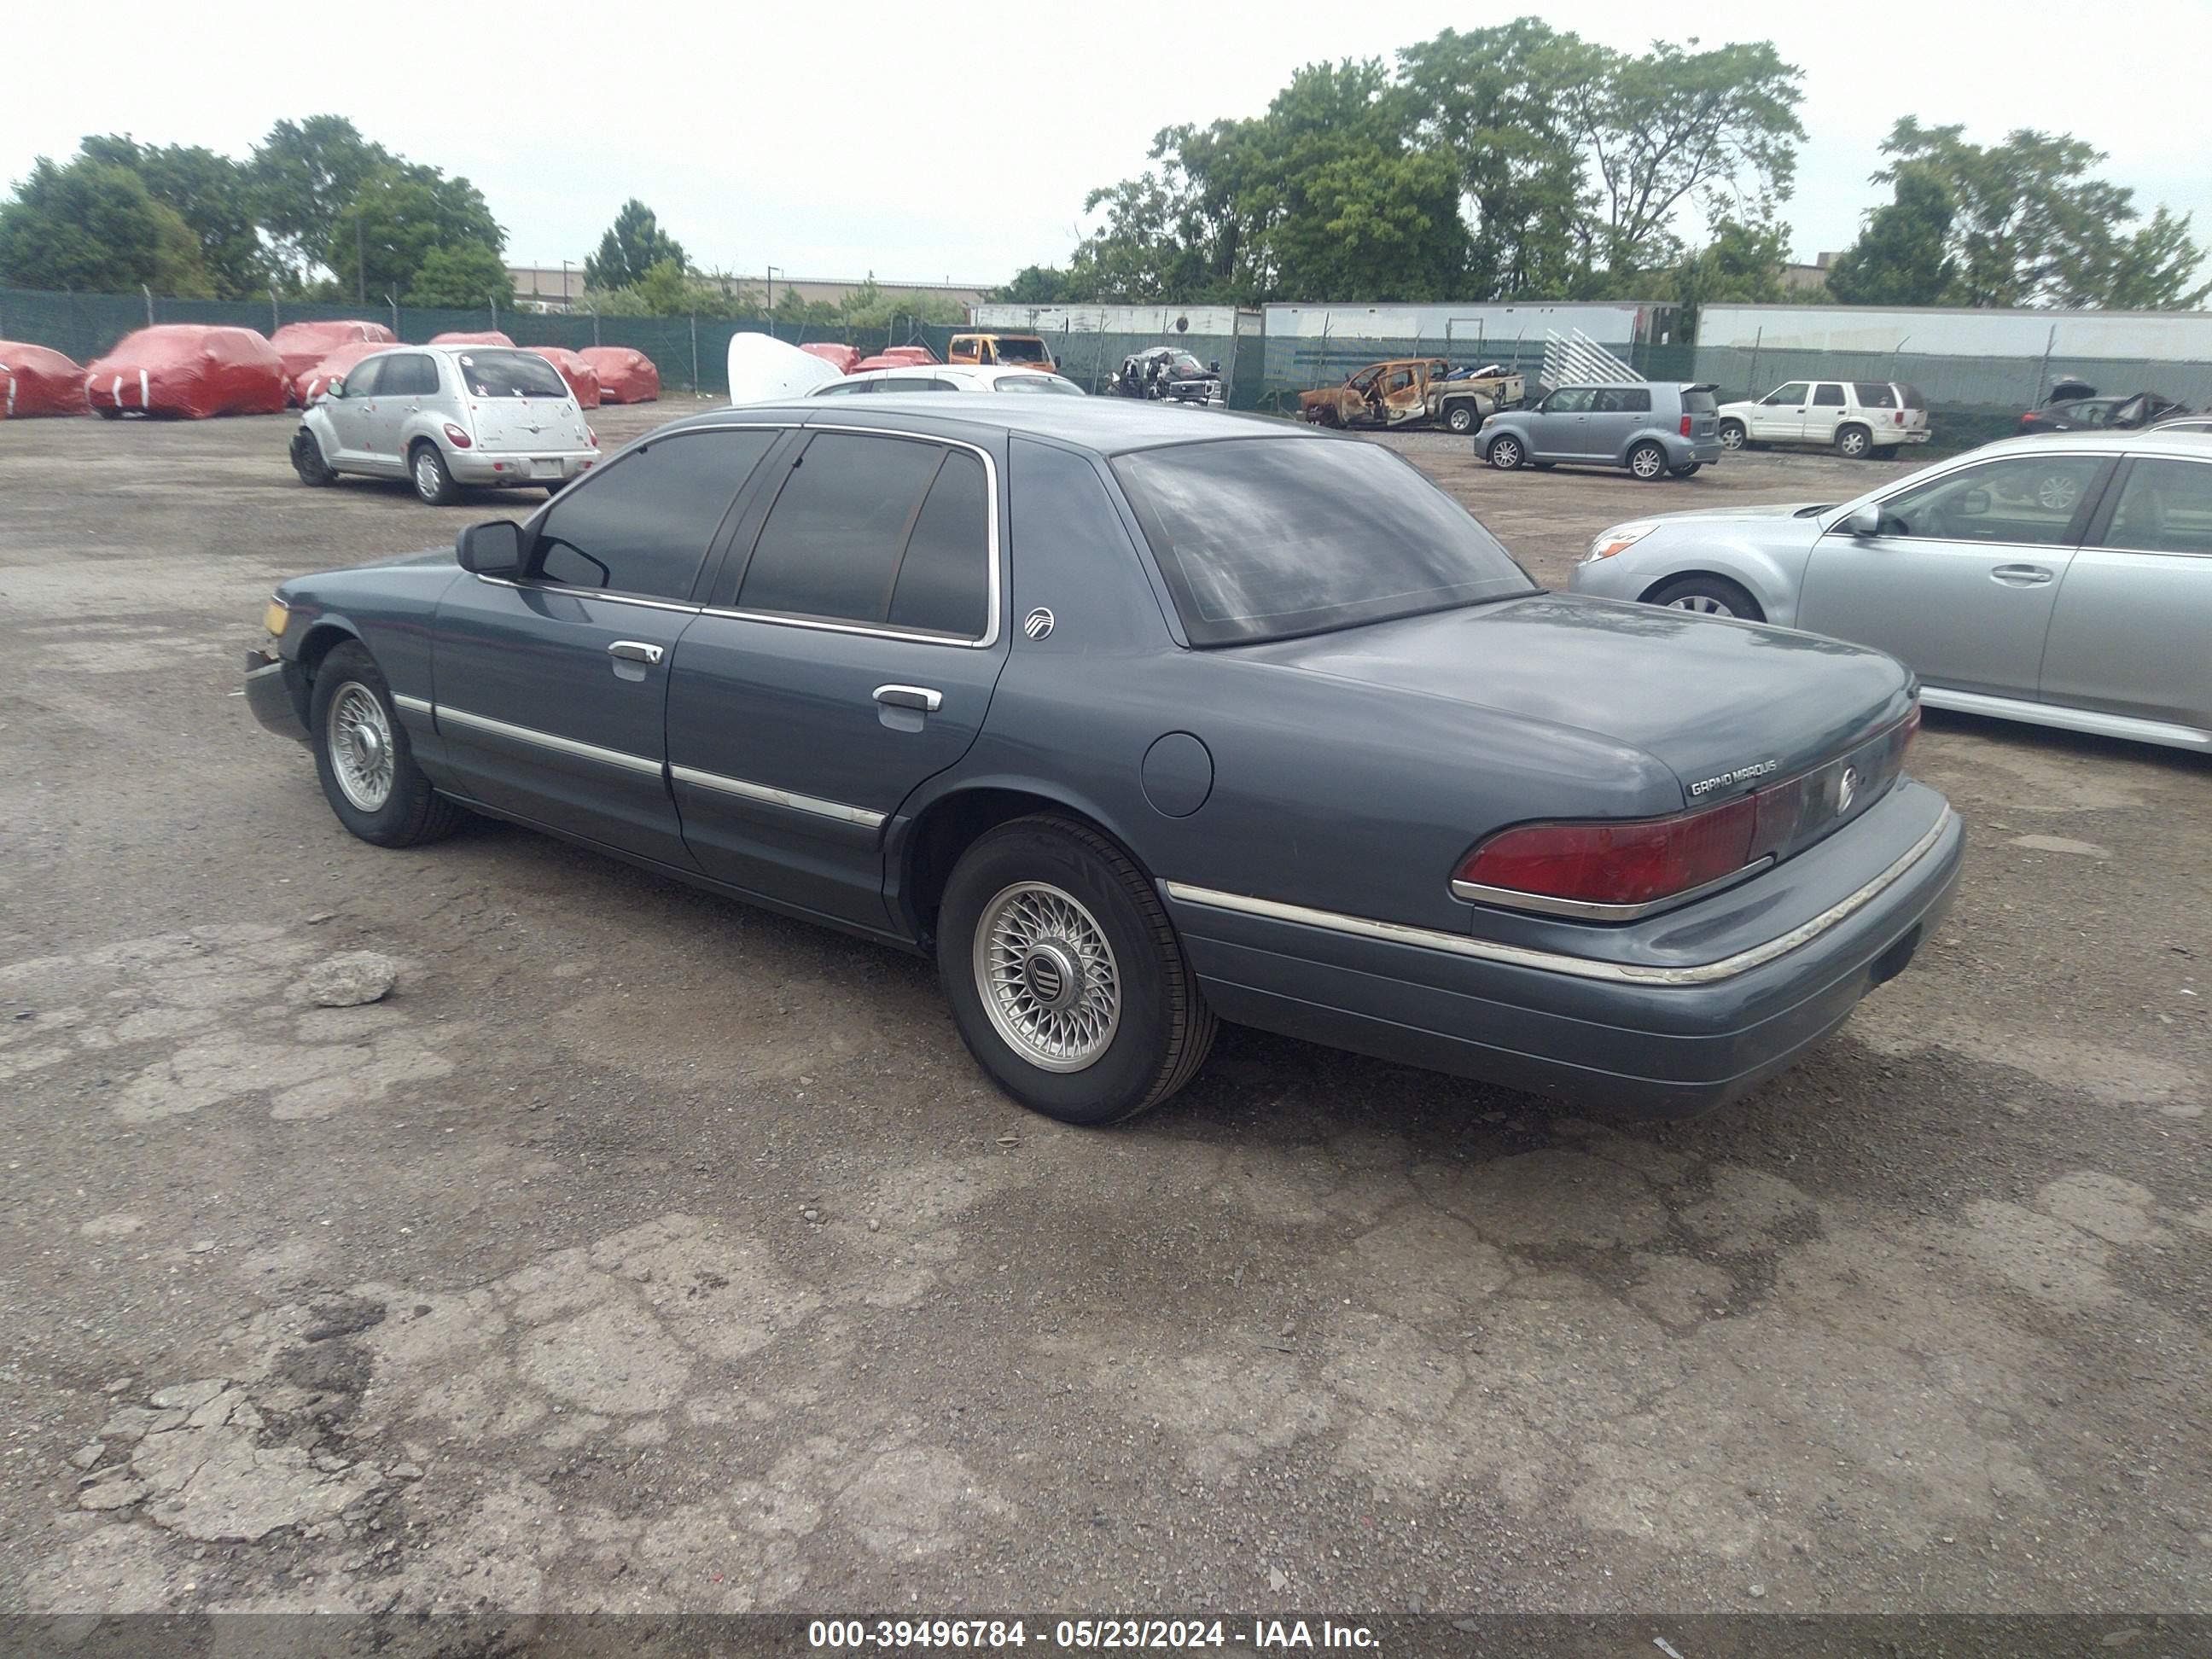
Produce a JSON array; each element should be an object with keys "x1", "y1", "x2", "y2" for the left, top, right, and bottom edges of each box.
[{"x1": 246, "y1": 398, "x2": 1960, "y2": 1125}]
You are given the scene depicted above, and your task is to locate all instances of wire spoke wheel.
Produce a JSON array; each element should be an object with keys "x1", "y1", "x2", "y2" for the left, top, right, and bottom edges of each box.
[
  {"x1": 973, "y1": 882, "x2": 1122, "y2": 1074},
  {"x1": 327, "y1": 682, "x2": 395, "y2": 812}
]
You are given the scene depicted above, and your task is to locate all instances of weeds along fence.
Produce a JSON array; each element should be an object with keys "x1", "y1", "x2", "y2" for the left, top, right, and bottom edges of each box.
[{"x1": 0, "y1": 286, "x2": 948, "y2": 398}]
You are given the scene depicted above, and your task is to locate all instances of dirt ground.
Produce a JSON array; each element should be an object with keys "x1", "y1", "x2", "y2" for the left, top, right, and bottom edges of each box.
[{"x1": 0, "y1": 401, "x2": 2207, "y2": 1626}]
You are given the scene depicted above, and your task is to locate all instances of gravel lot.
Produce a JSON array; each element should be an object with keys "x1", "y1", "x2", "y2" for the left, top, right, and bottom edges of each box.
[{"x1": 1, "y1": 402, "x2": 2207, "y2": 1624}]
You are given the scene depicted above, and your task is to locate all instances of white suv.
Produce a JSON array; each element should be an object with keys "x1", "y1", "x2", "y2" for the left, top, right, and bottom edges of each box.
[{"x1": 1715, "y1": 380, "x2": 1930, "y2": 459}]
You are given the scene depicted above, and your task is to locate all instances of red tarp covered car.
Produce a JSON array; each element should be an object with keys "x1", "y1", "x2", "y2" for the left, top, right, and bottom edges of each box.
[
  {"x1": 0, "y1": 341, "x2": 87, "y2": 417},
  {"x1": 432, "y1": 330, "x2": 515, "y2": 347},
  {"x1": 294, "y1": 341, "x2": 397, "y2": 405},
  {"x1": 797, "y1": 342, "x2": 862, "y2": 375},
  {"x1": 876, "y1": 344, "x2": 938, "y2": 365},
  {"x1": 270, "y1": 319, "x2": 396, "y2": 389},
  {"x1": 83, "y1": 325, "x2": 288, "y2": 418},
  {"x1": 579, "y1": 346, "x2": 660, "y2": 404},
  {"x1": 526, "y1": 346, "x2": 602, "y2": 409}
]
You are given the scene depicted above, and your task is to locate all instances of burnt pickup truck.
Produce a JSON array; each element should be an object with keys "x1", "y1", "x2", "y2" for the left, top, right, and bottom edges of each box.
[{"x1": 1299, "y1": 358, "x2": 1527, "y2": 434}]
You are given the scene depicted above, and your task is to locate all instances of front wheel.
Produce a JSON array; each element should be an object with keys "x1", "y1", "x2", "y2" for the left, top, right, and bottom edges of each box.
[
  {"x1": 291, "y1": 428, "x2": 335, "y2": 486},
  {"x1": 937, "y1": 816, "x2": 1215, "y2": 1126},
  {"x1": 1719, "y1": 420, "x2": 1747, "y2": 451},
  {"x1": 1486, "y1": 434, "x2": 1525, "y2": 470},
  {"x1": 1444, "y1": 401, "x2": 1478, "y2": 434},
  {"x1": 1644, "y1": 573, "x2": 1764, "y2": 621},
  {"x1": 409, "y1": 441, "x2": 457, "y2": 506},
  {"x1": 1627, "y1": 441, "x2": 1668, "y2": 480},
  {"x1": 309, "y1": 643, "x2": 468, "y2": 847}
]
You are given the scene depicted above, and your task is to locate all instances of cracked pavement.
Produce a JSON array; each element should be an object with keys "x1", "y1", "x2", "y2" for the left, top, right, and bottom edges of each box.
[{"x1": 1, "y1": 410, "x2": 2207, "y2": 1617}]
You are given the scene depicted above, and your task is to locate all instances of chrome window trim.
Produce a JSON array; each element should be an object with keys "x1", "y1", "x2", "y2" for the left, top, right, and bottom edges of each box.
[
  {"x1": 473, "y1": 574, "x2": 701, "y2": 615},
  {"x1": 669, "y1": 764, "x2": 886, "y2": 828},
  {"x1": 435, "y1": 705, "x2": 662, "y2": 777},
  {"x1": 392, "y1": 692, "x2": 434, "y2": 715},
  {"x1": 1164, "y1": 811, "x2": 1954, "y2": 988},
  {"x1": 1451, "y1": 856, "x2": 1773, "y2": 922}
]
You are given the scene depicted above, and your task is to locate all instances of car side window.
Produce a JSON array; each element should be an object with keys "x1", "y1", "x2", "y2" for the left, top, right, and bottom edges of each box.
[
  {"x1": 1544, "y1": 387, "x2": 1592, "y2": 414},
  {"x1": 345, "y1": 358, "x2": 386, "y2": 398},
  {"x1": 887, "y1": 451, "x2": 991, "y2": 636},
  {"x1": 737, "y1": 433, "x2": 967, "y2": 628},
  {"x1": 814, "y1": 380, "x2": 874, "y2": 396},
  {"x1": 2100, "y1": 458, "x2": 2212, "y2": 556},
  {"x1": 376, "y1": 354, "x2": 428, "y2": 397},
  {"x1": 1854, "y1": 382, "x2": 1899, "y2": 408},
  {"x1": 1871, "y1": 455, "x2": 2106, "y2": 546},
  {"x1": 531, "y1": 429, "x2": 777, "y2": 601},
  {"x1": 1764, "y1": 381, "x2": 1809, "y2": 405},
  {"x1": 1812, "y1": 383, "x2": 1845, "y2": 406}
]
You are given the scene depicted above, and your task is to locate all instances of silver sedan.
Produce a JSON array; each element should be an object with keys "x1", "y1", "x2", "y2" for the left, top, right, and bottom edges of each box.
[{"x1": 1569, "y1": 430, "x2": 2212, "y2": 752}]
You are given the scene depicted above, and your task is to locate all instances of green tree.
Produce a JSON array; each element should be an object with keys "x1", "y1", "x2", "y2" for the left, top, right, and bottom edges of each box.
[
  {"x1": 250, "y1": 116, "x2": 394, "y2": 286},
  {"x1": 1874, "y1": 118, "x2": 2206, "y2": 308},
  {"x1": 1825, "y1": 166, "x2": 1956, "y2": 306},
  {"x1": 1650, "y1": 214, "x2": 1790, "y2": 331},
  {"x1": 325, "y1": 164, "x2": 504, "y2": 300},
  {"x1": 0, "y1": 155, "x2": 212, "y2": 295},
  {"x1": 992, "y1": 265, "x2": 1080, "y2": 304},
  {"x1": 79, "y1": 135, "x2": 271, "y2": 299},
  {"x1": 586, "y1": 200, "x2": 689, "y2": 291},
  {"x1": 1396, "y1": 20, "x2": 1590, "y2": 298},
  {"x1": 403, "y1": 242, "x2": 514, "y2": 308}
]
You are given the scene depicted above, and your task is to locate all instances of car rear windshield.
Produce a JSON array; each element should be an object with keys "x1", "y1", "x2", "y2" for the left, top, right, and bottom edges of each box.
[
  {"x1": 1680, "y1": 387, "x2": 1716, "y2": 413},
  {"x1": 454, "y1": 350, "x2": 568, "y2": 399},
  {"x1": 1111, "y1": 436, "x2": 1536, "y2": 646},
  {"x1": 1898, "y1": 382, "x2": 1927, "y2": 410},
  {"x1": 993, "y1": 337, "x2": 1050, "y2": 364}
]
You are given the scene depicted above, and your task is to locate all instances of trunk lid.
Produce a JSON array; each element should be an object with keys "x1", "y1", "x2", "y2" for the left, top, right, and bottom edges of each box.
[
  {"x1": 1235, "y1": 593, "x2": 1915, "y2": 811},
  {"x1": 467, "y1": 394, "x2": 589, "y2": 453}
]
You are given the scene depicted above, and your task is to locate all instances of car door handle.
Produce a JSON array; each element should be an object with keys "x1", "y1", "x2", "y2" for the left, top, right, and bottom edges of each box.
[
  {"x1": 873, "y1": 684, "x2": 942, "y2": 712},
  {"x1": 1989, "y1": 564, "x2": 2054, "y2": 587},
  {"x1": 608, "y1": 640, "x2": 665, "y2": 664}
]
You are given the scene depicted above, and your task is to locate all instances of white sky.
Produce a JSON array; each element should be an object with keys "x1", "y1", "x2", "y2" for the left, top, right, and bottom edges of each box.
[{"x1": 6, "y1": 0, "x2": 2209, "y2": 285}]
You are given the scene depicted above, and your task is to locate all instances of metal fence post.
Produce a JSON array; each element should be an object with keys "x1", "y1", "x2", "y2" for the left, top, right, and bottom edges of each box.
[
  {"x1": 270, "y1": 288, "x2": 279, "y2": 334},
  {"x1": 690, "y1": 314, "x2": 700, "y2": 393},
  {"x1": 142, "y1": 285, "x2": 154, "y2": 327},
  {"x1": 1746, "y1": 328, "x2": 1762, "y2": 401}
]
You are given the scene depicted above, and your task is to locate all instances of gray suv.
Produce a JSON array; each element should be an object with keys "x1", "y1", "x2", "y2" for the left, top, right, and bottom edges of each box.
[
  {"x1": 290, "y1": 345, "x2": 598, "y2": 505},
  {"x1": 1478, "y1": 382, "x2": 1722, "y2": 480}
]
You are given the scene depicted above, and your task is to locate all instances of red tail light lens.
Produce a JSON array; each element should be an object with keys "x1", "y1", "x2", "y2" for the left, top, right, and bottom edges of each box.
[
  {"x1": 1679, "y1": 413, "x2": 1693, "y2": 437},
  {"x1": 1456, "y1": 795, "x2": 1759, "y2": 911},
  {"x1": 1894, "y1": 410, "x2": 1905, "y2": 425},
  {"x1": 443, "y1": 423, "x2": 473, "y2": 449}
]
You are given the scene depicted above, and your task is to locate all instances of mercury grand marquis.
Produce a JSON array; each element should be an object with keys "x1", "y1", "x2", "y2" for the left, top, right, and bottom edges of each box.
[{"x1": 246, "y1": 398, "x2": 1963, "y2": 1125}]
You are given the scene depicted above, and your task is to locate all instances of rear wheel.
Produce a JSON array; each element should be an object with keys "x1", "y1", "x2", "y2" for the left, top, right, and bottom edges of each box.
[
  {"x1": 1835, "y1": 423, "x2": 1873, "y2": 459},
  {"x1": 1444, "y1": 401, "x2": 1479, "y2": 434},
  {"x1": 1486, "y1": 434, "x2": 1525, "y2": 470},
  {"x1": 409, "y1": 440, "x2": 457, "y2": 506},
  {"x1": 1627, "y1": 441, "x2": 1668, "y2": 480},
  {"x1": 937, "y1": 816, "x2": 1214, "y2": 1126},
  {"x1": 1719, "y1": 419, "x2": 1747, "y2": 451},
  {"x1": 309, "y1": 643, "x2": 467, "y2": 847},
  {"x1": 1669, "y1": 462, "x2": 1703, "y2": 478},
  {"x1": 1644, "y1": 573, "x2": 1764, "y2": 621}
]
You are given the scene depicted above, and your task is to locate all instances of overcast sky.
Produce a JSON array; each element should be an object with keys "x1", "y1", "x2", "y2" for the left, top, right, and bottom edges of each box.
[{"x1": 8, "y1": 0, "x2": 2210, "y2": 286}]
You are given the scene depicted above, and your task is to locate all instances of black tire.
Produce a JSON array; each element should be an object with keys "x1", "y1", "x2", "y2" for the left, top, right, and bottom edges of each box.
[
  {"x1": 291, "y1": 428, "x2": 335, "y2": 486},
  {"x1": 544, "y1": 480, "x2": 568, "y2": 497},
  {"x1": 1835, "y1": 423, "x2": 1873, "y2": 459},
  {"x1": 408, "y1": 440, "x2": 457, "y2": 506},
  {"x1": 1627, "y1": 440, "x2": 1668, "y2": 481},
  {"x1": 1444, "y1": 400, "x2": 1478, "y2": 434},
  {"x1": 1486, "y1": 434, "x2": 1525, "y2": 470},
  {"x1": 1644, "y1": 573, "x2": 1764, "y2": 621},
  {"x1": 1718, "y1": 419, "x2": 1747, "y2": 451},
  {"x1": 937, "y1": 815, "x2": 1215, "y2": 1126},
  {"x1": 96, "y1": 405, "x2": 124, "y2": 421},
  {"x1": 1670, "y1": 462, "x2": 1703, "y2": 478},
  {"x1": 309, "y1": 642, "x2": 467, "y2": 847}
]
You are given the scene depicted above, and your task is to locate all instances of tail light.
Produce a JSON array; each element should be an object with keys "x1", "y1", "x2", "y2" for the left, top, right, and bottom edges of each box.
[
  {"x1": 1679, "y1": 414, "x2": 1693, "y2": 437},
  {"x1": 1455, "y1": 707, "x2": 1920, "y2": 917},
  {"x1": 443, "y1": 423, "x2": 473, "y2": 449},
  {"x1": 1895, "y1": 410, "x2": 1905, "y2": 425},
  {"x1": 587, "y1": 426, "x2": 599, "y2": 448}
]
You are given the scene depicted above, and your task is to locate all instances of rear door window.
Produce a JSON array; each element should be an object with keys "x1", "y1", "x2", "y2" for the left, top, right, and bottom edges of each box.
[
  {"x1": 2098, "y1": 458, "x2": 2212, "y2": 555},
  {"x1": 1812, "y1": 383, "x2": 1845, "y2": 406},
  {"x1": 532, "y1": 428, "x2": 777, "y2": 601},
  {"x1": 737, "y1": 434, "x2": 990, "y2": 636}
]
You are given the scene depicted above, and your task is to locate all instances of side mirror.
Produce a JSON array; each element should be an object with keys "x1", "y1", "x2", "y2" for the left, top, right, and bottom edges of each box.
[
  {"x1": 1208, "y1": 360, "x2": 1221, "y2": 374},
  {"x1": 457, "y1": 519, "x2": 524, "y2": 577},
  {"x1": 1845, "y1": 504, "x2": 1883, "y2": 538},
  {"x1": 324, "y1": 379, "x2": 346, "y2": 399}
]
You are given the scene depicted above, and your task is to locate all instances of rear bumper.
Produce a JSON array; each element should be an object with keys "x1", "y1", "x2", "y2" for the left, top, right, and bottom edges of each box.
[
  {"x1": 1163, "y1": 806, "x2": 1964, "y2": 1118},
  {"x1": 448, "y1": 449, "x2": 597, "y2": 486}
]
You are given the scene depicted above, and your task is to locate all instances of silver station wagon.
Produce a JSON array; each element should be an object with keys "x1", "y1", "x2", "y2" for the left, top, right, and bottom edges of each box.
[{"x1": 290, "y1": 345, "x2": 599, "y2": 505}]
